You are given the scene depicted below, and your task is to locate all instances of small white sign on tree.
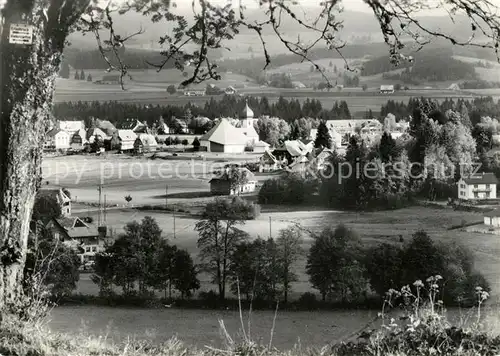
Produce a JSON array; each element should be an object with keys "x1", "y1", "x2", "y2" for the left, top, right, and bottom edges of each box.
[{"x1": 9, "y1": 24, "x2": 33, "y2": 45}]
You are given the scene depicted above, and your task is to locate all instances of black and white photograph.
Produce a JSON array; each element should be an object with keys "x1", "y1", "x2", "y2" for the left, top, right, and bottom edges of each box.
[{"x1": 1, "y1": 0, "x2": 500, "y2": 354}]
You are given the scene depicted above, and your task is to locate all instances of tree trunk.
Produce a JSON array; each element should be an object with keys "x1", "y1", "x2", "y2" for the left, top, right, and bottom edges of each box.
[{"x1": 0, "y1": 0, "x2": 89, "y2": 312}]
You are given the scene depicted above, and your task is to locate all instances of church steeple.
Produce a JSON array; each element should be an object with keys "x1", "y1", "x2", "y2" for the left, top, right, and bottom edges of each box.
[{"x1": 242, "y1": 99, "x2": 254, "y2": 120}]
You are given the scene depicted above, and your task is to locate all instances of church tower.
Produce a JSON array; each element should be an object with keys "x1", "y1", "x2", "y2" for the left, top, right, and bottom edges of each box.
[{"x1": 240, "y1": 100, "x2": 255, "y2": 129}]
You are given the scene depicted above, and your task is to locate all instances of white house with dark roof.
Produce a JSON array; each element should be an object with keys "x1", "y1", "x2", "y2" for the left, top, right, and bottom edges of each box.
[
  {"x1": 458, "y1": 172, "x2": 498, "y2": 200},
  {"x1": 114, "y1": 129, "x2": 137, "y2": 151},
  {"x1": 58, "y1": 120, "x2": 85, "y2": 134},
  {"x1": 44, "y1": 128, "x2": 71, "y2": 151},
  {"x1": 200, "y1": 118, "x2": 248, "y2": 153},
  {"x1": 259, "y1": 150, "x2": 280, "y2": 172}
]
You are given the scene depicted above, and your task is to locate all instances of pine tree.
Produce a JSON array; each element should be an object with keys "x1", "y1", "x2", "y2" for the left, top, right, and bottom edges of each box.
[
  {"x1": 87, "y1": 74, "x2": 93, "y2": 82},
  {"x1": 314, "y1": 121, "x2": 332, "y2": 149},
  {"x1": 80, "y1": 70, "x2": 85, "y2": 80},
  {"x1": 379, "y1": 131, "x2": 397, "y2": 163},
  {"x1": 74, "y1": 70, "x2": 80, "y2": 80}
]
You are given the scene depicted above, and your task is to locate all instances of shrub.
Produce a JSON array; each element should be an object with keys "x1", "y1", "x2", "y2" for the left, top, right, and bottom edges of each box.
[
  {"x1": 297, "y1": 292, "x2": 318, "y2": 309},
  {"x1": 259, "y1": 173, "x2": 317, "y2": 205},
  {"x1": 192, "y1": 137, "x2": 201, "y2": 150}
]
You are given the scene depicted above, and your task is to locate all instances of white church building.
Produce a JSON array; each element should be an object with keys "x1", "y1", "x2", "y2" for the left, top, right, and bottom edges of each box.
[{"x1": 200, "y1": 101, "x2": 268, "y2": 153}]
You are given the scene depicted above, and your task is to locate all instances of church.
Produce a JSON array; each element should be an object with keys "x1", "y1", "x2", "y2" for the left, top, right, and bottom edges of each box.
[{"x1": 199, "y1": 101, "x2": 268, "y2": 153}]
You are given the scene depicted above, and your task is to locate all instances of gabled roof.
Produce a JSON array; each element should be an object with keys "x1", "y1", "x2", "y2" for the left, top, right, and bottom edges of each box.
[
  {"x1": 38, "y1": 188, "x2": 71, "y2": 204},
  {"x1": 86, "y1": 127, "x2": 109, "y2": 140},
  {"x1": 46, "y1": 128, "x2": 68, "y2": 138},
  {"x1": 461, "y1": 173, "x2": 498, "y2": 185},
  {"x1": 51, "y1": 217, "x2": 100, "y2": 239},
  {"x1": 58, "y1": 120, "x2": 85, "y2": 133},
  {"x1": 55, "y1": 217, "x2": 89, "y2": 230},
  {"x1": 95, "y1": 119, "x2": 116, "y2": 136},
  {"x1": 275, "y1": 140, "x2": 309, "y2": 157},
  {"x1": 200, "y1": 118, "x2": 248, "y2": 145},
  {"x1": 317, "y1": 148, "x2": 334, "y2": 160},
  {"x1": 117, "y1": 129, "x2": 137, "y2": 141},
  {"x1": 136, "y1": 133, "x2": 158, "y2": 146},
  {"x1": 260, "y1": 150, "x2": 278, "y2": 164}
]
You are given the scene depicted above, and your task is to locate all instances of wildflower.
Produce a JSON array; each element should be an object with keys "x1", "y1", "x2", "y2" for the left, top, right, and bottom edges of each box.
[
  {"x1": 435, "y1": 275, "x2": 443, "y2": 281},
  {"x1": 413, "y1": 280, "x2": 424, "y2": 288},
  {"x1": 426, "y1": 276, "x2": 434, "y2": 283},
  {"x1": 431, "y1": 283, "x2": 439, "y2": 290},
  {"x1": 475, "y1": 286, "x2": 483, "y2": 292},
  {"x1": 481, "y1": 291, "x2": 490, "y2": 300}
]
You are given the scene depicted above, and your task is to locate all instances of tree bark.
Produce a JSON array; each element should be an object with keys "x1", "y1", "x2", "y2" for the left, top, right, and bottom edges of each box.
[{"x1": 0, "y1": 0, "x2": 89, "y2": 311}]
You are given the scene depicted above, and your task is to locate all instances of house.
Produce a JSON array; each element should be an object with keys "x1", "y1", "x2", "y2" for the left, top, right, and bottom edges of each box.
[
  {"x1": 44, "y1": 128, "x2": 71, "y2": 151},
  {"x1": 380, "y1": 85, "x2": 395, "y2": 94},
  {"x1": 90, "y1": 118, "x2": 117, "y2": 137},
  {"x1": 458, "y1": 173, "x2": 498, "y2": 200},
  {"x1": 174, "y1": 118, "x2": 190, "y2": 134},
  {"x1": 360, "y1": 120, "x2": 383, "y2": 136},
  {"x1": 58, "y1": 120, "x2": 85, "y2": 134},
  {"x1": 156, "y1": 120, "x2": 172, "y2": 135},
  {"x1": 484, "y1": 209, "x2": 500, "y2": 228},
  {"x1": 45, "y1": 217, "x2": 107, "y2": 264},
  {"x1": 259, "y1": 151, "x2": 280, "y2": 172},
  {"x1": 209, "y1": 167, "x2": 257, "y2": 195},
  {"x1": 225, "y1": 86, "x2": 236, "y2": 95},
  {"x1": 37, "y1": 188, "x2": 71, "y2": 217},
  {"x1": 113, "y1": 130, "x2": 137, "y2": 151},
  {"x1": 119, "y1": 118, "x2": 149, "y2": 133},
  {"x1": 300, "y1": 139, "x2": 315, "y2": 153},
  {"x1": 86, "y1": 127, "x2": 110, "y2": 144},
  {"x1": 273, "y1": 140, "x2": 311, "y2": 164},
  {"x1": 183, "y1": 89, "x2": 206, "y2": 96},
  {"x1": 199, "y1": 118, "x2": 249, "y2": 153},
  {"x1": 70, "y1": 129, "x2": 88, "y2": 151},
  {"x1": 134, "y1": 133, "x2": 158, "y2": 153}
]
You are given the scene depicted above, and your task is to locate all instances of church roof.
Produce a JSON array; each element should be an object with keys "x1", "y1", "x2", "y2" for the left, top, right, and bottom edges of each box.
[{"x1": 200, "y1": 118, "x2": 248, "y2": 145}]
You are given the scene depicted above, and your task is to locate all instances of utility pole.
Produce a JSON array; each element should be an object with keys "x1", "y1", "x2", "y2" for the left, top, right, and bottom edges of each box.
[
  {"x1": 104, "y1": 194, "x2": 107, "y2": 224},
  {"x1": 97, "y1": 184, "x2": 102, "y2": 226},
  {"x1": 269, "y1": 216, "x2": 272, "y2": 239},
  {"x1": 165, "y1": 184, "x2": 168, "y2": 209},
  {"x1": 173, "y1": 206, "x2": 176, "y2": 239}
]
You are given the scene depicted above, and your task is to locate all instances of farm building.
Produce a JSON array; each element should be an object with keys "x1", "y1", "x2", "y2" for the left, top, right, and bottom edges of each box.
[
  {"x1": 458, "y1": 173, "x2": 498, "y2": 200},
  {"x1": 45, "y1": 217, "x2": 108, "y2": 265},
  {"x1": 37, "y1": 188, "x2": 71, "y2": 217},
  {"x1": 259, "y1": 151, "x2": 280, "y2": 172},
  {"x1": 200, "y1": 118, "x2": 248, "y2": 153},
  {"x1": 44, "y1": 128, "x2": 71, "y2": 151},
  {"x1": 113, "y1": 130, "x2": 137, "y2": 152},
  {"x1": 209, "y1": 167, "x2": 257, "y2": 196},
  {"x1": 58, "y1": 120, "x2": 85, "y2": 134},
  {"x1": 134, "y1": 133, "x2": 158, "y2": 153},
  {"x1": 484, "y1": 209, "x2": 500, "y2": 228},
  {"x1": 380, "y1": 85, "x2": 395, "y2": 94},
  {"x1": 156, "y1": 120, "x2": 172, "y2": 135}
]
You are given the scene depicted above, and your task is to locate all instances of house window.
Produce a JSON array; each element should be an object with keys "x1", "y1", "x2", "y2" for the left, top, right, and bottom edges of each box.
[
  {"x1": 486, "y1": 192, "x2": 490, "y2": 198},
  {"x1": 474, "y1": 184, "x2": 478, "y2": 188},
  {"x1": 474, "y1": 192, "x2": 479, "y2": 198},
  {"x1": 85, "y1": 246, "x2": 91, "y2": 253},
  {"x1": 486, "y1": 184, "x2": 490, "y2": 189},
  {"x1": 92, "y1": 246, "x2": 97, "y2": 252}
]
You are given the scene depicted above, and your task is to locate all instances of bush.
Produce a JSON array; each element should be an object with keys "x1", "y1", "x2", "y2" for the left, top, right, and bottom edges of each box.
[
  {"x1": 258, "y1": 173, "x2": 317, "y2": 205},
  {"x1": 297, "y1": 292, "x2": 318, "y2": 309},
  {"x1": 192, "y1": 137, "x2": 201, "y2": 150}
]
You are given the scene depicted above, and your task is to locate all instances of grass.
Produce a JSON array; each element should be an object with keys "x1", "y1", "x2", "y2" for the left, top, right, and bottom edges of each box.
[{"x1": 4, "y1": 280, "x2": 500, "y2": 355}]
